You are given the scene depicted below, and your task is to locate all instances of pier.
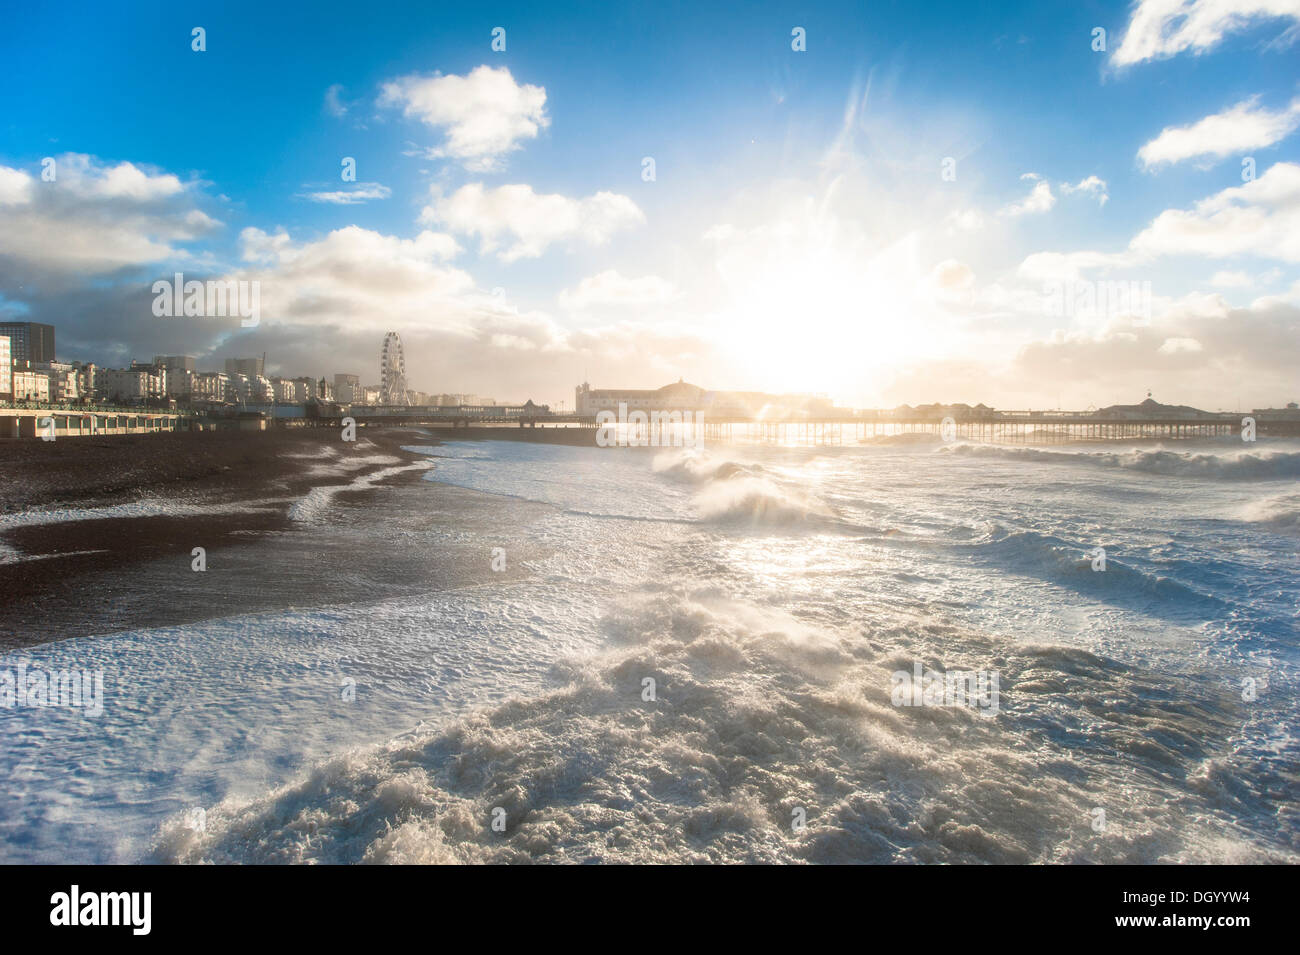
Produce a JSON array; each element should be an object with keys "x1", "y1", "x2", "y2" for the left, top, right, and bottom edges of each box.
[
  {"x1": 5, "y1": 402, "x2": 1293, "y2": 444},
  {"x1": 335, "y1": 406, "x2": 1294, "y2": 444},
  {"x1": 696, "y1": 410, "x2": 1251, "y2": 445}
]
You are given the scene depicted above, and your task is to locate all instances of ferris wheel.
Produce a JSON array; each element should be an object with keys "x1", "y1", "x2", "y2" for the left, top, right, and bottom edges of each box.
[{"x1": 380, "y1": 331, "x2": 408, "y2": 405}]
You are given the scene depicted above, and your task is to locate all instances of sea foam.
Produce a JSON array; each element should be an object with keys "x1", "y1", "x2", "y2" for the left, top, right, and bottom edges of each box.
[{"x1": 153, "y1": 588, "x2": 1291, "y2": 865}]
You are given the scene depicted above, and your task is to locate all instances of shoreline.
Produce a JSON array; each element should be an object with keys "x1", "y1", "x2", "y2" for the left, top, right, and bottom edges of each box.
[
  {"x1": 0, "y1": 428, "x2": 441, "y2": 649},
  {"x1": 0, "y1": 427, "x2": 440, "y2": 513},
  {"x1": 0, "y1": 424, "x2": 649, "y2": 650}
]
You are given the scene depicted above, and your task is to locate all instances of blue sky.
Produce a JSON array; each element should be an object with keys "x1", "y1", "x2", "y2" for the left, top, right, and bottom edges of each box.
[{"x1": 1, "y1": 0, "x2": 1298, "y2": 409}]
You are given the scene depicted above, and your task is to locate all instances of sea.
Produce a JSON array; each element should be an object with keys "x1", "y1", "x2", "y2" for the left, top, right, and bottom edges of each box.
[{"x1": 1, "y1": 434, "x2": 1297, "y2": 863}]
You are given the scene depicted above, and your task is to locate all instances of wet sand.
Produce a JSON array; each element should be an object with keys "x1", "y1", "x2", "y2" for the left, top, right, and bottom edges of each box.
[
  {"x1": 0, "y1": 428, "x2": 441, "y2": 649},
  {"x1": 0, "y1": 427, "x2": 432, "y2": 511}
]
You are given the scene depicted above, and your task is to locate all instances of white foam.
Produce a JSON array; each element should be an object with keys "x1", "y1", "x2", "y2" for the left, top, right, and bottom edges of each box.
[
  {"x1": 155, "y1": 589, "x2": 1295, "y2": 865},
  {"x1": 0, "y1": 547, "x2": 109, "y2": 566},
  {"x1": 288, "y1": 462, "x2": 432, "y2": 522},
  {"x1": 940, "y1": 442, "x2": 1300, "y2": 480},
  {"x1": 1238, "y1": 491, "x2": 1300, "y2": 529},
  {"x1": 694, "y1": 474, "x2": 834, "y2": 525},
  {"x1": 0, "y1": 498, "x2": 285, "y2": 530}
]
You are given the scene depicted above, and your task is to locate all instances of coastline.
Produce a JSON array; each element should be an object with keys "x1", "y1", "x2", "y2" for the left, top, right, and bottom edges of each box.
[{"x1": 0, "y1": 428, "x2": 442, "y2": 649}]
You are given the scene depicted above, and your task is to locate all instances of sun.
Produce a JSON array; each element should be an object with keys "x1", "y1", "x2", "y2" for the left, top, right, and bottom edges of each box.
[{"x1": 712, "y1": 231, "x2": 933, "y2": 403}]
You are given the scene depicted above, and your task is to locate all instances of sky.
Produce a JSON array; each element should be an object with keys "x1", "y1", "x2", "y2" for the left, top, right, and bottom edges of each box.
[{"x1": 1, "y1": 0, "x2": 1298, "y2": 411}]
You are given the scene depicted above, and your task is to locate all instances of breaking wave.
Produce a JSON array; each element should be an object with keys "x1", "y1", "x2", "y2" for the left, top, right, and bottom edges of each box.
[
  {"x1": 1238, "y1": 492, "x2": 1300, "y2": 531},
  {"x1": 650, "y1": 444, "x2": 832, "y2": 527},
  {"x1": 652, "y1": 448, "x2": 765, "y2": 483},
  {"x1": 651, "y1": 448, "x2": 836, "y2": 526},
  {"x1": 694, "y1": 476, "x2": 836, "y2": 526},
  {"x1": 939, "y1": 443, "x2": 1300, "y2": 480},
  {"x1": 154, "y1": 590, "x2": 1288, "y2": 864}
]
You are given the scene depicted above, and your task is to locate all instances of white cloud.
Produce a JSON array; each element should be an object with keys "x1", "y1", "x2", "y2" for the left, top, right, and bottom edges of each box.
[
  {"x1": 943, "y1": 208, "x2": 986, "y2": 233},
  {"x1": 300, "y1": 182, "x2": 392, "y2": 204},
  {"x1": 1210, "y1": 269, "x2": 1253, "y2": 287},
  {"x1": 1000, "y1": 178, "x2": 1056, "y2": 216},
  {"x1": 559, "y1": 270, "x2": 676, "y2": 310},
  {"x1": 241, "y1": 224, "x2": 460, "y2": 268},
  {"x1": 1129, "y1": 160, "x2": 1300, "y2": 261},
  {"x1": 1158, "y1": 336, "x2": 1204, "y2": 353},
  {"x1": 378, "y1": 65, "x2": 548, "y2": 171},
  {"x1": 422, "y1": 183, "x2": 645, "y2": 261},
  {"x1": 0, "y1": 167, "x2": 34, "y2": 206},
  {"x1": 0, "y1": 154, "x2": 216, "y2": 276},
  {"x1": 90, "y1": 161, "x2": 184, "y2": 200},
  {"x1": 1112, "y1": 0, "x2": 1300, "y2": 67},
  {"x1": 1248, "y1": 276, "x2": 1300, "y2": 308},
  {"x1": 1060, "y1": 175, "x2": 1109, "y2": 205},
  {"x1": 1138, "y1": 96, "x2": 1300, "y2": 168},
  {"x1": 1016, "y1": 250, "x2": 1142, "y2": 284},
  {"x1": 210, "y1": 223, "x2": 727, "y2": 404},
  {"x1": 324, "y1": 84, "x2": 347, "y2": 117},
  {"x1": 235, "y1": 225, "x2": 477, "y2": 332},
  {"x1": 1017, "y1": 160, "x2": 1300, "y2": 292}
]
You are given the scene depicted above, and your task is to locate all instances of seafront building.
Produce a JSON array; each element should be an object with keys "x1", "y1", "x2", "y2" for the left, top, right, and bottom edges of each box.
[
  {"x1": 229, "y1": 373, "x2": 275, "y2": 404},
  {"x1": 0, "y1": 322, "x2": 56, "y2": 363},
  {"x1": 225, "y1": 357, "x2": 265, "y2": 378},
  {"x1": 0, "y1": 323, "x2": 504, "y2": 419},
  {"x1": 270, "y1": 377, "x2": 302, "y2": 403},
  {"x1": 0, "y1": 325, "x2": 481, "y2": 436},
  {"x1": 34, "y1": 361, "x2": 80, "y2": 402},
  {"x1": 293, "y1": 376, "x2": 320, "y2": 402},
  {"x1": 333, "y1": 374, "x2": 361, "y2": 404},
  {"x1": 74, "y1": 362, "x2": 96, "y2": 398},
  {"x1": 166, "y1": 368, "x2": 198, "y2": 399},
  {"x1": 0, "y1": 335, "x2": 11, "y2": 399},
  {"x1": 100, "y1": 365, "x2": 167, "y2": 402},
  {"x1": 192, "y1": 372, "x2": 232, "y2": 404},
  {"x1": 155, "y1": 356, "x2": 197, "y2": 375},
  {"x1": 11, "y1": 366, "x2": 50, "y2": 402}
]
